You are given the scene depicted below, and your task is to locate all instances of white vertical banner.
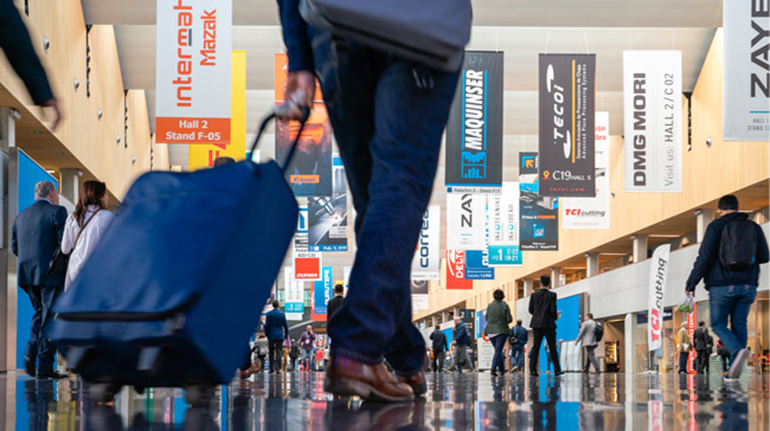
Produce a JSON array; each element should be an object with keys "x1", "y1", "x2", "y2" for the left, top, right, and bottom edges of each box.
[
  {"x1": 562, "y1": 112, "x2": 611, "y2": 229},
  {"x1": 155, "y1": 0, "x2": 232, "y2": 144},
  {"x1": 284, "y1": 267, "x2": 305, "y2": 321},
  {"x1": 723, "y1": 0, "x2": 770, "y2": 141},
  {"x1": 447, "y1": 194, "x2": 487, "y2": 250},
  {"x1": 623, "y1": 51, "x2": 682, "y2": 192},
  {"x1": 488, "y1": 182, "x2": 522, "y2": 266},
  {"x1": 411, "y1": 206, "x2": 441, "y2": 280},
  {"x1": 647, "y1": 244, "x2": 671, "y2": 352},
  {"x1": 343, "y1": 266, "x2": 352, "y2": 295}
]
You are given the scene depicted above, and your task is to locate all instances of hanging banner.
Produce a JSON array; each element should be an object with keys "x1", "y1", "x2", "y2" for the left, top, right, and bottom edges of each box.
[
  {"x1": 156, "y1": 0, "x2": 232, "y2": 144},
  {"x1": 411, "y1": 280, "x2": 429, "y2": 312},
  {"x1": 311, "y1": 267, "x2": 333, "y2": 321},
  {"x1": 284, "y1": 268, "x2": 304, "y2": 321},
  {"x1": 447, "y1": 194, "x2": 487, "y2": 250},
  {"x1": 446, "y1": 251, "x2": 473, "y2": 290},
  {"x1": 308, "y1": 156, "x2": 348, "y2": 251},
  {"x1": 538, "y1": 54, "x2": 596, "y2": 197},
  {"x1": 562, "y1": 112, "x2": 611, "y2": 229},
  {"x1": 647, "y1": 244, "x2": 671, "y2": 352},
  {"x1": 723, "y1": 0, "x2": 770, "y2": 141},
  {"x1": 488, "y1": 182, "x2": 522, "y2": 266},
  {"x1": 343, "y1": 266, "x2": 352, "y2": 295},
  {"x1": 519, "y1": 153, "x2": 559, "y2": 250},
  {"x1": 294, "y1": 203, "x2": 322, "y2": 280},
  {"x1": 623, "y1": 51, "x2": 682, "y2": 192},
  {"x1": 687, "y1": 302, "x2": 697, "y2": 374},
  {"x1": 275, "y1": 54, "x2": 333, "y2": 197},
  {"x1": 465, "y1": 250, "x2": 494, "y2": 280},
  {"x1": 445, "y1": 51, "x2": 504, "y2": 194},
  {"x1": 411, "y1": 205, "x2": 441, "y2": 280}
]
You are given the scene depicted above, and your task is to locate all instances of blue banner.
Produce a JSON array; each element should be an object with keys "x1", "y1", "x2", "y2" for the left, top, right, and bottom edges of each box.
[
  {"x1": 313, "y1": 266, "x2": 333, "y2": 317},
  {"x1": 465, "y1": 250, "x2": 495, "y2": 280}
]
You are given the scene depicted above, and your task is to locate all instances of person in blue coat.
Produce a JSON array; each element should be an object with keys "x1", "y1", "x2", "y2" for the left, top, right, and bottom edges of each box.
[{"x1": 264, "y1": 300, "x2": 289, "y2": 373}]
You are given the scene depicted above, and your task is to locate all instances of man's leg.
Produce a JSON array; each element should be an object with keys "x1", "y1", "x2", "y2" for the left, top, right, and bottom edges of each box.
[
  {"x1": 729, "y1": 285, "x2": 757, "y2": 357},
  {"x1": 545, "y1": 329, "x2": 561, "y2": 374},
  {"x1": 384, "y1": 305, "x2": 426, "y2": 376},
  {"x1": 36, "y1": 287, "x2": 58, "y2": 374},
  {"x1": 588, "y1": 346, "x2": 600, "y2": 372},
  {"x1": 21, "y1": 286, "x2": 42, "y2": 375},
  {"x1": 530, "y1": 329, "x2": 545, "y2": 374},
  {"x1": 438, "y1": 352, "x2": 445, "y2": 372},
  {"x1": 710, "y1": 287, "x2": 742, "y2": 358}
]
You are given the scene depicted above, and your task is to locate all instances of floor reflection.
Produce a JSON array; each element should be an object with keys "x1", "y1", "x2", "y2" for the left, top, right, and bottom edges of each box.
[{"x1": 1, "y1": 371, "x2": 767, "y2": 430}]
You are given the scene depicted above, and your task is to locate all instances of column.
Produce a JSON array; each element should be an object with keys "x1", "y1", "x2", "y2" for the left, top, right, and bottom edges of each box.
[
  {"x1": 632, "y1": 234, "x2": 648, "y2": 264},
  {"x1": 441, "y1": 310, "x2": 449, "y2": 324},
  {"x1": 59, "y1": 168, "x2": 81, "y2": 204},
  {"x1": 0, "y1": 108, "x2": 17, "y2": 372},
  {"x1": 695, "y1": 209, "x2": 715, "y2": 243},
  {"x1": 550, "y1": 267, "x2": 562, "y2": 288},
  {"x1": 586, "y1": 253, "x2": 599, "y2": 278},
  {"x1": 523, "y1": 278, "x2": 533, "y2": 297},
  {"x1": 624, "y1": 313, "x2": 636, "y2": 375}
]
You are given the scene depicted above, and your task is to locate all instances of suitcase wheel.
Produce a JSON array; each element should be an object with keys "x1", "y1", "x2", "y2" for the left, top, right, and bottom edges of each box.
[
  {"x1": 184, "y1": 383, "x2": 215, "y2": 407},
  {"x1": 89, "y1": 381, "x2": 122, "y2": 403}
]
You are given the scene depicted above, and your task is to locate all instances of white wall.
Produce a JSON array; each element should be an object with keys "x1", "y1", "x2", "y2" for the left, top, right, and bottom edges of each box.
[{"x1": 516, "y1": 223, "x2": 770, "y2": 326}]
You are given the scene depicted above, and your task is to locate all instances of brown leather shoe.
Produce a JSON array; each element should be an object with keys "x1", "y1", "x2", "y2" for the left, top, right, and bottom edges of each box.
[
  {"x1": 396, "y1": 370, "x2": 427, "y2": 396},
  {"x1": 324, "y1": 355, "x2": 415, "y2": 402}
]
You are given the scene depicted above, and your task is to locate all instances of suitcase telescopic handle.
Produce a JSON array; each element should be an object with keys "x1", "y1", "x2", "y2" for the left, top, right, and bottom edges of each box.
[{"x1": 249, "y1": 104, "x2": 311, "y2": 174}]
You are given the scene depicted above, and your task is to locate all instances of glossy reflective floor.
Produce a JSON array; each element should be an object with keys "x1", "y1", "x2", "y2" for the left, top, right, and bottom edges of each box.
[{"x1": 1, "y1": 371, "x2": 768, "y2": 430}]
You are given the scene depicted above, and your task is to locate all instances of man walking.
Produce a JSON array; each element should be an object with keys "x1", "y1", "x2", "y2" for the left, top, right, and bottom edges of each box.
[
  {"x1": 299, "y1": 325, "x2": 316, "y2": 372},
  {"x1": 263, "y1": 300, "x2": 289, "y2": 373},
  {"x1": 452, "y1": 317, "x2": 475, "y2": 373},
  {"x1": 576, "y1": 314, "x2": 600, "y2": 373},
  {"x1": 509, "y1": 320, "x2": 528, "y2": 372},
  {"x1": 12, "y1": 181, "x2": 67, "y2": 379},
  {"x1": 693, "y1": 322, "x2": 712, "y2": 375},
  {"x1": 528, "y1": 275, "x2": 562, "y2": 377},
  {"x1": 276, "y1": 0, "x2": 465, "y2": 402},
  {"x1": 677, "y1": 322, "x2": 692, "y2": 374},
  {"x1": 429, "y1": 326, "x2": 449, "y2": 372},
  {"x1": 685, "y1": 195, "x2": 769, "y2": 379},
  {"x1": 326, "y1": 283, "x2": 345, "y2": 320}
]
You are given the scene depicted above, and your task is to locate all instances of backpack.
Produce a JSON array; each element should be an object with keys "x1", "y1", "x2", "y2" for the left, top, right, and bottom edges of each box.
[
  {"x1": 719, "y1": 219, "x2": 758, "y2": 271},
  {"x1": 593, "y1": 322, "x2": 604, "y2": 342},
  {"x1": 508, "y1": 327, "x2": 520, "y2": 346}
]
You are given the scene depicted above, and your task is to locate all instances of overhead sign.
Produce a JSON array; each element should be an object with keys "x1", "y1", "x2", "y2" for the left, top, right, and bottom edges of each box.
[
  {"x1": 538, "y1": 54, "x2": 596, "y2": 197},
  {"x1": 519, "y1": 153, "x2": 559, "y2": 250},
  {"x1": 647, "y1": 244, "x2": 670, "y2": 352},
  {"x1": 411, "y1": 206, "x2": 441, "y2": 280},
  {"x1": 308, "y1": 156, "x2": 348, "y2": 252},
  {"x1": 311, "y1": 266, "x2": 333, "y2": 321},
  {"x1": 488, "y1": 182, "x2": 522, "y2": 266},
  {"x1": 284, "y1": 267, "x2": 304, "y2": 321},
  {"x1": 447, "y1": 194, "x2": 487, "y2": 250},
  {"x1": 623, "y1": 51, "x2": 682, "y2": 192},
  {"x1": 411, "y1": 280, "x2": 429, "y2": 312},
  {"x1": 156, "y1": 0, "x2": 232, "y2": 144},
  {"x1": 445, "y1": 52, "x2": 504, "y2": 194},
  {"x1": 562, "y1": 112, "x2": 611, "y2": 229},
  {"x1": 465, "y1": 250, "x2": 494, "y2": 280},
  {"x1": 723, "y1": 0, "x2": 770, "y2": 141},
  {"x1": 294, "y1": 204, "x2": 322, "y2": 280},
  {"x1": 446, "y1": 251, "x2": 473, "y2": 290}
]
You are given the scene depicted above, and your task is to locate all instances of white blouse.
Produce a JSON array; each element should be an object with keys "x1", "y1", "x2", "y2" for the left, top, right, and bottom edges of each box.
[{"x1": 61, "y1": 206, "x2": 114, "y2": 291}]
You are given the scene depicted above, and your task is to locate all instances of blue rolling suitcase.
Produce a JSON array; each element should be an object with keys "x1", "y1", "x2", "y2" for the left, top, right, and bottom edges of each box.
[{"x1": 48, "y1": 112, "x2": 304, "y2": 404}]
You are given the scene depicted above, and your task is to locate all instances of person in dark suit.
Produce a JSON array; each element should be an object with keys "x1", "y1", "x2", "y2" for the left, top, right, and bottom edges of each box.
[
  {"x1": 327, "y1": 283, "x2": 345, "y2": 320},
  {"x1": 0, "y1": 0, "x2": 62, "y2": 129},
  {"x1": 12, "y1": 181, "x2": 67, "y2": 379},
  {"x1": 263, "y1": 300, "x2": 289, "y2": 373},
  {"x1": 528, "y1": 274, "x2": 562, "y2": 377},
  {"x1": 693, "y1": 321, "x2": 712, "y2": 374}
]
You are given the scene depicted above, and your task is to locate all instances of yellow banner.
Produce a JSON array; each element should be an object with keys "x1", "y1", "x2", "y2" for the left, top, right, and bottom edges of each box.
[{"x1": 189, "y1": 50, "x2": 246, "y2": 170}]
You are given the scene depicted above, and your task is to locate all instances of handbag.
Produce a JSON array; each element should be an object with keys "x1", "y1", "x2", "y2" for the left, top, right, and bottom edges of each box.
[
  {"x1": 299, "y1": 0, "x2": 472, "y2": 72},
  {"x1": 47, "y1": 209, "x2": 102, "y2": 276}
]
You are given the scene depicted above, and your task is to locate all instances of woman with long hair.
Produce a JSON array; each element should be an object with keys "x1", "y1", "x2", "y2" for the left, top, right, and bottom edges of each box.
[{"x1": 61, "y1": 181, "x2": 113, "y2": 290}]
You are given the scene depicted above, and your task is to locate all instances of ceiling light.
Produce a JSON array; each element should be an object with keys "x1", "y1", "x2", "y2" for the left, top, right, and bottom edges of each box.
[
  {"x1": 33, "y1": 130, "x2": 43, "y2": 135},
  {"x1": 649, "y1": 234, "x2": 681, "y2": 238},
  {"x1": 599, "y1": 252, "x2": 628, "y2": 256},
  {"x1": 56, "y1": 151, "x2": 64, "y2": 156}
]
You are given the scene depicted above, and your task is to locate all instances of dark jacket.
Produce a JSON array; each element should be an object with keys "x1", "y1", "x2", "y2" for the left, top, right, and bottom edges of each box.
[
  {"x1": 12, "y1": 200, "x2": 67, "y2": 287},
  {"x1": 685, "y1": 212, "x2": 769, "y2": 292},
  {"x1": 0, "y1": 0, "x2": 54, "y2": 105},
  {"x1": 263, "y1": 309, "x2": 289, "y2": 341},
  {"x1": 430, "y1": 330, "x2": 449, "y2": 352},
  {"x1": 693, "y1": 327, "x2": 711, "y2": 352},
  {"x1": 327, "y1": 295, "x2": 344, "y2": 319},
  {"x1": 484, "y1": 300, "x2": 513, "y2": 336},
  {"x1": 454, "y1": 322, "x2": 471, "y2": 347},
  {"x1": 276, "y1": 0, "x2": 314, "y2": 72},
  {"x1": 510, "y1": 324, "x2": 528, "y2": 346},
  {"x1": 529, "y1": 288, "x2": 558, "y2": 329}
]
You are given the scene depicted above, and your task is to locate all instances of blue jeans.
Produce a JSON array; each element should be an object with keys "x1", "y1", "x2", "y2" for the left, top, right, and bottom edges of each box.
[
  {"x1": 312, "y1": 33, "x2": 460, "y2": 375},
  {"x1": 709, "y1": 285, "x2": 756, "y2": 363},
  {"x1": 510, "y1": 345, "x2": 525, "y2": 370},
  {"x1": 490, "y1": 335, "x2": 507, "y2": 373}
]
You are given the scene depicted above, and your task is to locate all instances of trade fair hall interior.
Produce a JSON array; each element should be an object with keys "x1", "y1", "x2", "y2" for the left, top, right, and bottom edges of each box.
[{"x1": 0, "y1": 0, "x2": 768, "y2": 430}]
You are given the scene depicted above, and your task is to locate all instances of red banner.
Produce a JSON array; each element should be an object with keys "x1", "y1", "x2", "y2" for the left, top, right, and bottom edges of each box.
[
  {"x1": 687, "y1": 302, "x2": 697, "y2": 374},
  {"x1": 446, "y1": 250, "x2": 473, "y2": 290}
]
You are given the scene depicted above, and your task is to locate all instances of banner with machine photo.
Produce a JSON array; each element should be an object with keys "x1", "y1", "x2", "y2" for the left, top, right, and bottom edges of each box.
[
  {"x1": 538, "y1": 54, "x2": 596, "y2": 197},
  {"x1": 445, "y1": 51, "x2": 504, "y2": 194},
  {"x1": 411, "y1": 280, "x2": 429, "y2": 312},
  {"x1": 519, "y1": 153, "x2": 559, "y2": 250},
  {"x1": 308, "y1": 156, "x2": 348, "y2": 252},
  {"x1": 294, "y1": 203, "x2": 322, "y2": 281}
]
